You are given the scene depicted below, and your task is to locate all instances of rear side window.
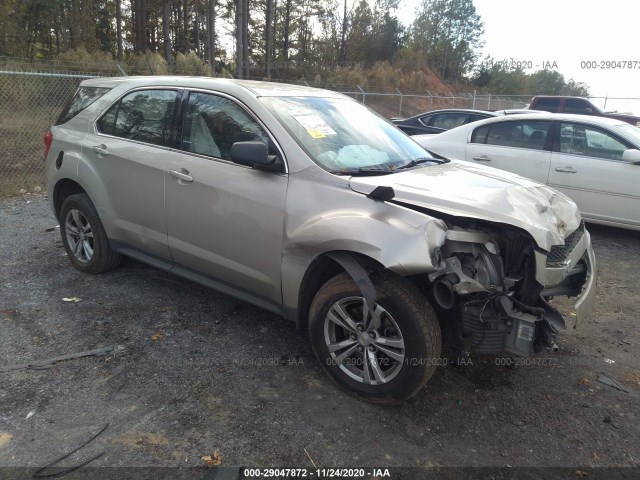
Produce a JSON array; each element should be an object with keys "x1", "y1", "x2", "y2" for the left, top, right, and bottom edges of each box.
[
  {"x1": 471, "y1": 125, "x2": 490, "y2": 143},
  {"x1": 472, "y1": 120, "x2": 551, "y2": 150},
  {"x1": 55, "y1": 87, "x2": 111, "y2": 125},
  {"x1": 431, "y1": 113, "x2": 469, "y2": 130},
  {"x1": 467, "y1": 113, "x2": 491, "y2": 123},
  {"x1": 97, "y1": 89, "x2": 179, "y2": 147}
]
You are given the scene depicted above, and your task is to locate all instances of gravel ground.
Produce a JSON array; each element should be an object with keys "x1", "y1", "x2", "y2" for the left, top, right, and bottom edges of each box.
[{"x1": 0, "y1": 195, "x2": 639, "y2": 478}]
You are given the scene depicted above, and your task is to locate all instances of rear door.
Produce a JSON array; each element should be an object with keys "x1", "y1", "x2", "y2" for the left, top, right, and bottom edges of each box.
[
  {"x1": 164, "y1": 90, "x2": 288, "y2": 302},
  {"x1": 548, "y1": 121, "x2": 640, "y2": 227},
  {"x1": 89, "y1": 88, "x2": 181, "y2": 258},
  {"x1": 465, "y1": 119, "x2": 553, "y2": 183}
]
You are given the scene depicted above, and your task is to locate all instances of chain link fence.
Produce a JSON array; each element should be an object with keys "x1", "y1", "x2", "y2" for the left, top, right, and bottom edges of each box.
[
  {"x1": 0, "y1": 69, "x2": 111, "y2": 196},
  {"x1": 0, "y1": 68, "x2": 528, "y2": 197},
  {"x1": 3, "y1": 60, "x2": 634, "y2": 197},
  {"x1": 337, "y1": 89, "x2": 528, "y2": 119}
]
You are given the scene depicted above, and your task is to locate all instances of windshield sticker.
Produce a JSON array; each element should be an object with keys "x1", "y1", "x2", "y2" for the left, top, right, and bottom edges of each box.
[{"x1": 290, "y1": 110, "x2": 337, "y2": 139}]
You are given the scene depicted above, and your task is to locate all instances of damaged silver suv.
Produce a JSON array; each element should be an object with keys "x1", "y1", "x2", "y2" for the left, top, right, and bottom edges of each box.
[{"x1": 45, "y1": 77, "x2": 596, "y2": 403}]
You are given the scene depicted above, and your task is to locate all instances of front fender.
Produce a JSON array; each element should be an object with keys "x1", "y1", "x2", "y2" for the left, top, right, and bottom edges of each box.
[{"x1": 281, "y1": 175, "x2": 447, "y2": 308}]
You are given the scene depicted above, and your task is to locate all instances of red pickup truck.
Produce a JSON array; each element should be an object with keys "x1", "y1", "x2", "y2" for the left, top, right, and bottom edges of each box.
[{"x1": 528, "y1": 96, "x2": 640, "y2": 126}]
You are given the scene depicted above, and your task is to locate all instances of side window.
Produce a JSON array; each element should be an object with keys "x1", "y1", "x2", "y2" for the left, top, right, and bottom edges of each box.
[
  {"x1": 559, "y1": 123, "x2": 630, "y2": 160},
  {"x1": 564, "y1": 98, "x2": 593, "y2": 115},
  {"x1": 181, "y1": 92, "x2": 268, "y2": 160},
  {"x1": 418, "y1": 114, "x2": 434, "y2": 126},
  {"x1": 431, "y1": 113, "x2": 469, "y2": 130},
  {"x1": 467, "y1": 114, "x2": 490, "y2": 124},
  {"x1": 97, "y1": 89, "x2": 178, "y2": 147},
  {"x1": 55, "y1": 87, "x2": 111, "y2": 125},
  {"x1": 471, "y1": 125, "x2": 490, "y2": 144},
  {"x1": 533, "y1": 97, "x2": 561, "y2": 113},
  {"x1": 484, "y1": 120, "x2": 551, "y2": 150}
]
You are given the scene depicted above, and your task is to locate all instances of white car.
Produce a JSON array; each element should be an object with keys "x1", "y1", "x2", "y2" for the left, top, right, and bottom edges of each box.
[{"x1": 414, "y1": 113, "x2": 640, "y2": 230}]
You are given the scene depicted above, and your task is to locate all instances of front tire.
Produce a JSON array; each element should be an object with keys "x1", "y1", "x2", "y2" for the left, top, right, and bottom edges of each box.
[
  {"x1": 59, "y1": 193, "x2": 122, "y2": 274},
  {"x1": 309, "y1": 271, "x2": 442, "y2": 404}
]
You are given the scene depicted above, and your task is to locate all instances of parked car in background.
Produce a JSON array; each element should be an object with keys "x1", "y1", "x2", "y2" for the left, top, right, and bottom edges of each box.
[
  {"x1": 392, "y1": 108, "x2": 498, "y2": 135},
  {"x1": 45, "y1": 78, "x2": 596, "y2": 403},
  {"x1": 392, "y1": 108, "x2": 545, "y2": 136},
  {"x1": 414, "y1": 113, "x2": 640, "y2": 230},
  {"x1": 528, "y1": 96, "x2": 640, "y2": 127}
]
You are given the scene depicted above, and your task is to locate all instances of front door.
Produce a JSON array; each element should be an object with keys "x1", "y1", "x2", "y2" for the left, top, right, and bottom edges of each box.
[
  {"x1": 164, "y1": 91, "x2": 288, "y2": 302},
  {"x1": 548, "y1": 121, "x2": 640, "y2": 228}
]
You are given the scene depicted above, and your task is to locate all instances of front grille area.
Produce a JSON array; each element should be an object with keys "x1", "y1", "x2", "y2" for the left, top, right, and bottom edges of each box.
[{"x1": 546, "y1": 223, "x2": 584, "y2": 267}]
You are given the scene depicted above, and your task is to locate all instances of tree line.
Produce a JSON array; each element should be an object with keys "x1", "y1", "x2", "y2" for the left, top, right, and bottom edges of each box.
[
  {"x1": 0, "y1": 0, "x2": 589, "y2": 95},
  {"x1": 0, "y1": 0, "x2": 484, "y2": 80}
]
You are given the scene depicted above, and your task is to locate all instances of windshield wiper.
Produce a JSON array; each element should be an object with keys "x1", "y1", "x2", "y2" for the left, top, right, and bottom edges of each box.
[
  {"x1": 395, "y1": 156, "x2": 447, "y2": 170},
  {"x1": 330, "y1": 167, "x2": 395, "y2": 176},
  {"x1": 427, "y1": 150, "x2": 452, "y2": 162}
]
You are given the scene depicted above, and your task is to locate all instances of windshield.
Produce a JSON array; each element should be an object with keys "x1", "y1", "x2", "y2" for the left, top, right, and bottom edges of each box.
[
  {"x1": 260, "y1": 96, "x2": 433, "y2": 172},
  {"x1": 616, "y1": 123, "x2": 640, "y2": 144}
]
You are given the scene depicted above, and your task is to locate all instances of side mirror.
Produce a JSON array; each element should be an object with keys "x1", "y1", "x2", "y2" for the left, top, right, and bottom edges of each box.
[
  {"x1": 622, "y1": 149, "x2": 640, "y2": 164},
  {"x1": 230, "y1": 141, "x2": 281, "y2": 172}
]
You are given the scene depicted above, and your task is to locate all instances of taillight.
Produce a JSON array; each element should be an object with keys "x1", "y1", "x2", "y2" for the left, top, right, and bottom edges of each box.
[{"x1": 43, "y1": 131, "x2": 53, "y2": 160}]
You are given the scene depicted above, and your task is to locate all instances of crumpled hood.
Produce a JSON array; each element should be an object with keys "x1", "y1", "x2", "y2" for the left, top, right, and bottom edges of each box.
[{"x1": 349, "y1": 160, "x2": 581, "y2": 251}]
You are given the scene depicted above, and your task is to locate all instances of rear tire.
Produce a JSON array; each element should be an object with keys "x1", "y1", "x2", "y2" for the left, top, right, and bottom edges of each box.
[
  {"x1": 59, "y1": 193, "x2": 122, "y2": 274},
  {"x1": 309, "y1": 271, "x2": 442, "y2": 404}
]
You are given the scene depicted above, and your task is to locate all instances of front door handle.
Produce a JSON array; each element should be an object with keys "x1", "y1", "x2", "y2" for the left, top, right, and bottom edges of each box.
[
  {"x1": 472, "y1": 155, "x2": 491, "y2": 162},
  {"x1": 555, "y1": 166, "x2": 577, "y2": 173},
  {"x1": 92, "y1": 144, "x2": 109, "y2": 156},
  {"x1": 169, "y1": 168, "x2": 194, "y2": 183}
]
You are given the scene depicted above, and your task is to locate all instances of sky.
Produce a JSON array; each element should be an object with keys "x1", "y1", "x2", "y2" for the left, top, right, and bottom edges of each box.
[{"x1": 397, "y1": 0, "x2": 640, "y2": 114}]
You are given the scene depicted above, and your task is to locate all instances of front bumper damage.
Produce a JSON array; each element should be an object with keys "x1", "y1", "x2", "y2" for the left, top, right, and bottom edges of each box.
[
  {"x1": 535, "y1": 228, "x2": 597, "y2": 326},
  {"x1": 429, "y1": 223, "x2": 597, "y2": 357}
]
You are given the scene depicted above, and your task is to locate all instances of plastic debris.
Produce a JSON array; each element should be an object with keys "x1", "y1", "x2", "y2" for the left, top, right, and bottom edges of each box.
[
  {"x1": 62, "y1": 297, "x2": 82, "y2": 303},
  {"x1": 26, "y1": 410, "x2": 35, "y2": 419},
  {"x1": 597, "y1": 374, "x2": 628, "y2": 393}
]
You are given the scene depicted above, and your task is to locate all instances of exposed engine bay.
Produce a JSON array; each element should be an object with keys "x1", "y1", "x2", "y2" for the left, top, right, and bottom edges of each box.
[{"x1": 427, "y1": 221, "x2": 589, "y2": 357}]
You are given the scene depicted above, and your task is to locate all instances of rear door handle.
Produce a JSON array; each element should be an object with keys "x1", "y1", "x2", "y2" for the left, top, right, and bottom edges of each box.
[
  {"x1": 169, "y1": 168, "x2": 194, "y2": 183},
  {"x1": 92, "y1": 144, "x2": 109, "y2": 156},
  {"x1": 555, "y1": 166, "x2": 577, "y2": 173},
  {"x1": 472, "y1": 155, "x2": 491, "y2": 162}
]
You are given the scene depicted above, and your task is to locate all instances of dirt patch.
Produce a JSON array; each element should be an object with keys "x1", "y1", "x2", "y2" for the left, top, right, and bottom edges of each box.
[
  {"x1": 0, "y1": 433, "x2": 12, "y2": 449},
  {"x1": 116, "y1": 432, "x2": 169, "y2": 449}
]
